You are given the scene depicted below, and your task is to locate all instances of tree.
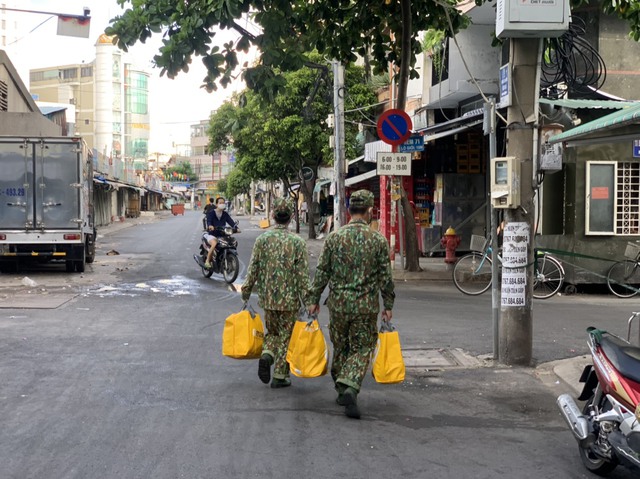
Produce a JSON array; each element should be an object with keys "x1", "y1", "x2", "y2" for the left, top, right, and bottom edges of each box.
[
  {"x1": 225, "y1": 167, "x2": 251, "y2": 198},
  {"x1": 207, "y1": 57, "x2": 376, "y2": 238},
  {"x1": 216, "y1": 178, "x2": 228, "y2": 196}
]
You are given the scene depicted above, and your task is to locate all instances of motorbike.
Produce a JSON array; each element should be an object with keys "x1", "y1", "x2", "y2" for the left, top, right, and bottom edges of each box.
[
  {"x1": 193, "y1": 224, "x2": 240, "y2": 284},
  {"x1": 557, "y1": 312, "x2": 640, "y2": 476}
]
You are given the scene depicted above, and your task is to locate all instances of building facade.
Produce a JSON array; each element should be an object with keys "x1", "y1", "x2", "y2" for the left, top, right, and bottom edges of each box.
[{"x1": 29, "y1": 34, "x2": 150, "y2": 171}]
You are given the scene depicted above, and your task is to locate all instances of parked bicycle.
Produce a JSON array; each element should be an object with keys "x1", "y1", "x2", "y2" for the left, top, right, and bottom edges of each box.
[
  {"x1": 452, "y1": 235, "x2": 565, "y2": 299},
  {"x1": 606, "y1": 242, "x2": 640, "y2": 298}
]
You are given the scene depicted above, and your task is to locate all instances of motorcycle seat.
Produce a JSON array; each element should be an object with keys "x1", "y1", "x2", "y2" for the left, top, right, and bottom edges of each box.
[{"x1": 600, "y1": 334, "x2": 640, "y2": 384}]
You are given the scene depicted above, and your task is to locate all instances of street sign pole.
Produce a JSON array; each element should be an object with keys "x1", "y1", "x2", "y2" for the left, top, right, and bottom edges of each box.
[{"x1": 376, "y1": 109, "x2": 413, "y2": 268}]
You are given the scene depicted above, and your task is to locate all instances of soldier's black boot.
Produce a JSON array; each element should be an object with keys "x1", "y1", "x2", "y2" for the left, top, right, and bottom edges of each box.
[
  {"x1": 270, "y1": 378, "x2": 291, "y2": 389},
  {"x1": 258, "y1": 353, "x2": 273, "y2": 384},
  {"x1": 342, "y1": 387, "x2": 361, "y2": 419},
  {"x1": 335, "y1": 384, "x2": 348, "y2": 406}
]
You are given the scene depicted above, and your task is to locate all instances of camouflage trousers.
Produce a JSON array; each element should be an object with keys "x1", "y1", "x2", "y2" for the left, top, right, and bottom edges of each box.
[
  {"x1": 263, "y1": 309, "x2": 297, "y2": 380},
  {"x1": 329, "y1": 312, "x2": 378, "y2": 393}
]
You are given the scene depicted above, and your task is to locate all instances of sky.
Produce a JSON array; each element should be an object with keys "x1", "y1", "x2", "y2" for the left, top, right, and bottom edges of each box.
[{"x1": 4, "y1": 0, "x2": 256, "y2": 153}]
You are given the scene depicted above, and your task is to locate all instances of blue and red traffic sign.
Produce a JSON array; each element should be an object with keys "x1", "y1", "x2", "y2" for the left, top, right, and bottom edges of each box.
[{"x1": 377, "y1": 109, "x2": 413, "y2": 146}]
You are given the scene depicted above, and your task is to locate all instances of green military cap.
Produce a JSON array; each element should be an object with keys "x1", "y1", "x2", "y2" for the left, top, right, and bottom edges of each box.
[
  {"x1": 349, "y1": 189, "x2": 374, "y2": 208},
  {"x1": 273, "y1": 197, "x2": 294, "y2": 216}
]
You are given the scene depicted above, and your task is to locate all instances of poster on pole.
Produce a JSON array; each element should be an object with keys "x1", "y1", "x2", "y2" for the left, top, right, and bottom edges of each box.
[{"x1": 501, "y1": 222, "x2": 530, "y2": 307}]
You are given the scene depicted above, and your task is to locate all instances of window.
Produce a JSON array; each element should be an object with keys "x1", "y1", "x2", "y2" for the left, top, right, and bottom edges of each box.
[
  {"x1": 586, "y1": 161, "x2": 640, "y2": 235},
  {"x1": 30, "y1": 71, "x2": 44, "y2": 82},
  {"x1": 60, "y1": 68, "x2": 78, "y2": 80},
  {"x1": 81, "y1": 66, "x2": 93, "y2": 77}
]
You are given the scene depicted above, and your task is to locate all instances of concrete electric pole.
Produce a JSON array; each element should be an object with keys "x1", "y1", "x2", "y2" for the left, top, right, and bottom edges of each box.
[{"x1": 498, "y1": 37, "x2": 540, "y2": 366}]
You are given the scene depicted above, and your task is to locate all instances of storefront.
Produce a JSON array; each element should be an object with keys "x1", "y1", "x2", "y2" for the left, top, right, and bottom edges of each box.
[{"x1": 412, "y1": 110, "x2": 492, "y2": 254}]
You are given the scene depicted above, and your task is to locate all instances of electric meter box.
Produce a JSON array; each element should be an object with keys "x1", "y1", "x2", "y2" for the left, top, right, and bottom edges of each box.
[
  {"x1": 491, "y1": 157, "x2": 521, "y2": 209},
  {"x1": 496, "y1": 0, "x2": 571, "y2": 39}
]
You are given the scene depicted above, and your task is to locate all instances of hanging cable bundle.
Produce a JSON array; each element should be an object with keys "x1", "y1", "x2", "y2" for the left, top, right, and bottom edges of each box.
[{"x1": 540, "y1": 16, "x2": 607, "y2": 99}]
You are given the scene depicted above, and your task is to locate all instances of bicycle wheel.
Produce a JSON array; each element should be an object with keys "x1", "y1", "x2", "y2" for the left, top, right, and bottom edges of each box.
[
  {"x1": 607, "y1": 260, "x2": 640, "y2": 298},
  {"x1": 533, "y1": 255, "x2": 564, "y2": 299},
  {"x1": 452, "y1": 253, "x2": 492, "y2": 295}
]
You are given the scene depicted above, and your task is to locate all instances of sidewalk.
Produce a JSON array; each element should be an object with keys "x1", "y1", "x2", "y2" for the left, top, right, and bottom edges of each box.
[{"x1": 96, "y1": 210, "x2": 172, "y2": 238}]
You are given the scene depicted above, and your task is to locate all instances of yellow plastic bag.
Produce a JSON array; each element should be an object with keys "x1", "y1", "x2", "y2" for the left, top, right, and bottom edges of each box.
[
  {"x1": 222, "y1": 307, "x2": 264, "y2": 359},
  {"x1": 372, "y1": 321, "x2": 405, "y2": 384},
  {"x1": 286, "y1": 318, "x2": 308, "y2": 364},
  {"x1": 288, "y1": 319, "x2": 328, "y2": 378}
]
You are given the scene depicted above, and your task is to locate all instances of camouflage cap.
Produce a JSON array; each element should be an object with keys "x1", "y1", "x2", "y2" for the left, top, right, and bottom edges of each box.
[
  {"x1": 273, "y1": 197, "x2": 294, "y2": 217},
  {"x1": 349, "y1": 189, "x2": 374, "y2": 208}
]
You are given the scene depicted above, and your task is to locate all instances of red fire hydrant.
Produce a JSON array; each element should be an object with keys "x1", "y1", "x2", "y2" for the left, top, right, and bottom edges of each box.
[{"x1": 440, "y1": 226, "x2": 461, "y2": 264}]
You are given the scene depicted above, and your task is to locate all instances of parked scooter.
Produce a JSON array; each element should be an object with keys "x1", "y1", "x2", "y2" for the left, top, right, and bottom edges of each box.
[
  {"x1": 193, "y1": 223, "x2": 240, "y2": 284},
  {"x1": 557, "y1": 312, "x2": 640, "y2": 475}
]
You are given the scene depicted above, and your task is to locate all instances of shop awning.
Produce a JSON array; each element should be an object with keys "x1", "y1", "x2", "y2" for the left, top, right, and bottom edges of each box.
[
  {"x1": 416, "y1": 110, "x2": 483, "y2": 142},
  {"x1": 539, "y1": 98, "x2": 636, "y2": 110},
  {"x1": 549, "y1": 103, "x2": 640, "y2": 145},
  {"x1": 364, "y1": 140, "x2": 391, "y2": 163},
  {"x1": 345, "y1": 169, "x2": 377, "y2": 187},
  {"x1": 313, "y1": 179, "x2": 331, "y2": 193},
  {"x1": 348, "y1": 155, "x2": 365, "y2": 166}
]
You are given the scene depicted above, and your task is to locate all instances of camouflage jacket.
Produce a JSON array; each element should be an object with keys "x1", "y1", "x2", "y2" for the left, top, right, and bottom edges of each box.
[
  {"x1": 241, "y1": 225, "x2": 310, "y2": 311},
  {"x1": 308, "y1": 219, "x2": 395, "y2": 314}
]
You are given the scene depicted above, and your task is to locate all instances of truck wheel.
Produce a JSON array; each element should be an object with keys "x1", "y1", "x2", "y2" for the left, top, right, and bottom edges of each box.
[
  {"x1": 0, "y1": 262, "x2": 17, "y2": 274},
  {"x1": 86, "y1": 236, "x2": 96, "y2": 264}
]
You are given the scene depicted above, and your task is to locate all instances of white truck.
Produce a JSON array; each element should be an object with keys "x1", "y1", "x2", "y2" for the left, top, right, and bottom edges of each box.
[{"x1": 0, "y1": 136, "x2": 96, "y2": 273}]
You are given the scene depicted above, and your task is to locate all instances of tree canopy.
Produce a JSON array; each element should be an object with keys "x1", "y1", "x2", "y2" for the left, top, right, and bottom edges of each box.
[{"x1": 209, "y1": 57, "x2": 377, "y2": 191}]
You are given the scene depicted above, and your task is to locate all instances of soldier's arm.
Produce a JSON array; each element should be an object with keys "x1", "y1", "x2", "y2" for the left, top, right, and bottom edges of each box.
[
  {"x1": 307, "y1": 238, "x2": 332, "y2": 305},
  {"x1": 377, "y1": 237, "x2": 395, "y2": 311},
  {"x1": 296, "y1": 239, "x2": 311, "y2": 304},
  {"x1": 241, "y1": 239, "x2": 261, "y2": 302}
]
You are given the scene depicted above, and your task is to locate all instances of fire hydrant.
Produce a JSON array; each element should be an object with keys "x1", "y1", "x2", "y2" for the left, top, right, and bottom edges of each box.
[{"x1": 440, "y1": 226, "x2": 461, "y2": 264}]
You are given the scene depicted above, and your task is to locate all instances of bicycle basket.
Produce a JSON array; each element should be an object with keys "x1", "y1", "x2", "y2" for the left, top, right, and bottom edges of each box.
[
  {"x1": 470, "y1": 235, "x2": 488, "y2": 252},
  {"x1": 624, "y1": 242, "x2": 640, "y2": 260}
]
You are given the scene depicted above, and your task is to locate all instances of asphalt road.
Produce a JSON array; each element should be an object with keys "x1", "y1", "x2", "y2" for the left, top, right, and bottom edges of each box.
[{"x1": 0, "y1": 211, "x2": 637, "y2": 478}]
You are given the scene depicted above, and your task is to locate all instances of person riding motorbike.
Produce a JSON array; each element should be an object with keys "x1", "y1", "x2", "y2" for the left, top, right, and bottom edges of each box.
[
  {"x1": 202, "y1": 198, "x2": 215, "y2": 229},
  {"x1": 205, "y1": 196, "x2": 239, "y2": 269}
]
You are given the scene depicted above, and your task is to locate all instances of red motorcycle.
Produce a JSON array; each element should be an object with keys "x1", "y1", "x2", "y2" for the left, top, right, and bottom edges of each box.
[{"x1": 557, "y1": 312, "x2": 640, "y2": 475}]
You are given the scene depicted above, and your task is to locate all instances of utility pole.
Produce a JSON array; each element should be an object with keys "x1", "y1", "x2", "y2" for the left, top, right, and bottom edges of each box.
[
  {"x1": 332, "y1": 60, "x2": 346, "y2": 228},
  {"x1": 498, "y1": 38, "x2": 540, "y2": 366},
  {"x1": 485, "y1": 99, "x2": 500, "y2": 360}
]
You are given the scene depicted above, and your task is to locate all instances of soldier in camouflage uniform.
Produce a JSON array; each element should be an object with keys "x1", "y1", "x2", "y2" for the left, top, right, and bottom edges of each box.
[
  {"x1": 241, "y1": 198, "x2": 310, "y2": 389},
  {"x1": 307, "y1": 189, "x2": 394, "y2": 419}
]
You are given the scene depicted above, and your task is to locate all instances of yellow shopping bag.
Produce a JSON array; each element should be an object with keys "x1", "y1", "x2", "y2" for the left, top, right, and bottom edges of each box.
[
  {"x1": 288, "y1": 319, "x2": 328, "y2": 378},
  {"x1": 222, "y1": 306, "x2": 264, "y2": 359},
  {"x1": 372, "y1": 321, "x2": 406, "y2": 384},
  {"x1": 286, "y1": 316, "x2": 308, "y2": 364}
]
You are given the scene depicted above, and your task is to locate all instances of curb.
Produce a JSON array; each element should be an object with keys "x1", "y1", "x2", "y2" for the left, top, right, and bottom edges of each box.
[{"x1": 535, "y1": 355, "x2": 591, "y2": 396}]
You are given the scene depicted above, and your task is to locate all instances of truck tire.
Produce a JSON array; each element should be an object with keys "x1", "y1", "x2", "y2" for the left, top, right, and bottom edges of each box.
[
  {"x1": 75, "y1": 245, "x2": 86, "y2": 272},
  {"x1": 86, "y1": 235, "x2": 96, "y2": 264},
  {"x1": 75, "y1": 258, "x2": 85, "y2": 273},
  {"x1": 0, "y1": 262, "x2": 17, "y2": 274}
]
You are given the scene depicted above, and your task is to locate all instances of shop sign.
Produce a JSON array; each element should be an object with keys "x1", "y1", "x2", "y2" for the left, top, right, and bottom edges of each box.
[
  {"x1": 376, "y1": 152, "x2": 412, "y2": 176},
  {"x1": 498, "y1": 64, "x2": 511, "y2": 109},
  {"x1": 398, "y1": 135, "x2": 424, "y2": 153}
]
